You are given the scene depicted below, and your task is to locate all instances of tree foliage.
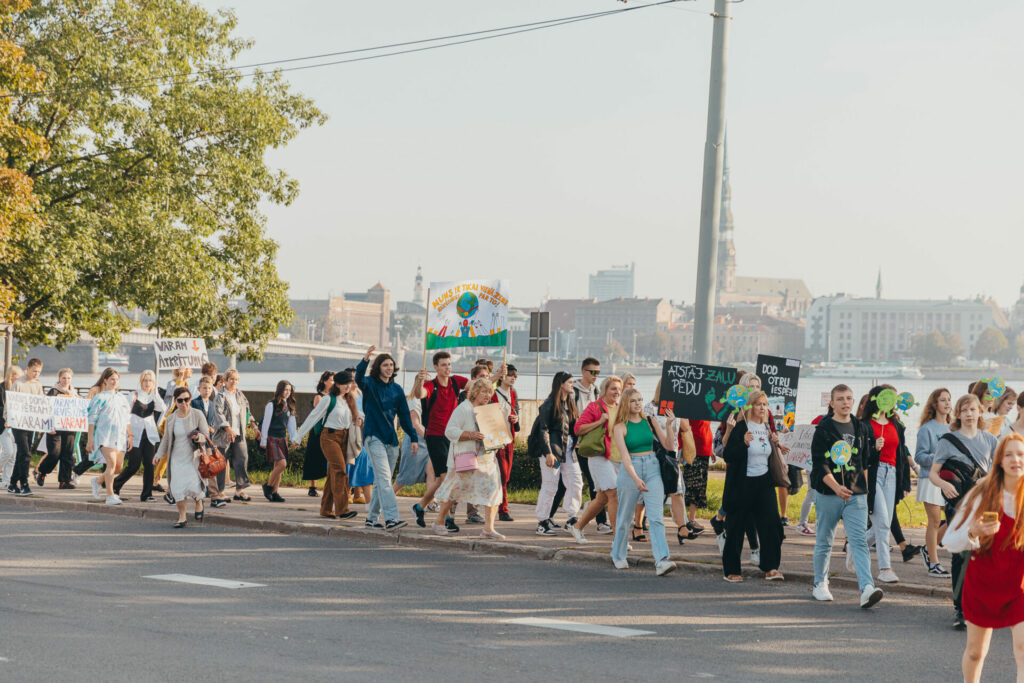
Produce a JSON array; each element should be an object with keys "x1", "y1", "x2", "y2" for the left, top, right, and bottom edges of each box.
[
  {"x1": 973, "y1": 327, "x2": 1009, "y2": 362},
  {"x1": 1, "y1": 0, "x2": 325, "y2": 358}
]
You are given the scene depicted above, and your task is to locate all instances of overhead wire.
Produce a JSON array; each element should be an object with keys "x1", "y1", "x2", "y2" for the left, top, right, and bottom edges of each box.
[{"x1": 2, "y1": 0, "x2": 699, "y2": 99}]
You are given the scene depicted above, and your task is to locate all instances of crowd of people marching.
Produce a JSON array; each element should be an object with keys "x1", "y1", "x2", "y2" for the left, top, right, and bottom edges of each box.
[{"x1": 3, "y1": 351, "x2": 1024, "y2": 681}]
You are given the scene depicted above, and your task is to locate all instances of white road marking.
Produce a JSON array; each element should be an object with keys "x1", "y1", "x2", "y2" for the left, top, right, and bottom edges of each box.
[
  {"x1": 504, "y1": 617, "x2": 653, "y2": 638},
  {"x1": 144, "y1": 574, "x2": 266, "y2": 589}
]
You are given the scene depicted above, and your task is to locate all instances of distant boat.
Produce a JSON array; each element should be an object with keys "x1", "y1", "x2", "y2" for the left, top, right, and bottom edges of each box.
[
  {"x1": 808, "y1": 362, "x2": 924, "y2": 380},
  {"x1": 98, "y1": 351, "x2": 130, "y2": 369}
]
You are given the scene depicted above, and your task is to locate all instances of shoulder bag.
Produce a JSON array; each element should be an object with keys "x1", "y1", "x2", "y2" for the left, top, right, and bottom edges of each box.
[
  {"x1": 938, "y1": 433, "x2": 986, "y2": 514},
  {"x1": 578, "y1": 402, "x2": 608, "y2": 458},
  {"x1": 648, "y1": 417, "x2": 681, "y2": 495},
  {"x1": 311, "y1": 395, "x2": 337, "y2": 436},
  {"x1": 768, "y1": 439, "x2": 791, "y2": 488},
  {"x1": 192, "y1": 429, "x2": 227, "y2": 479}
]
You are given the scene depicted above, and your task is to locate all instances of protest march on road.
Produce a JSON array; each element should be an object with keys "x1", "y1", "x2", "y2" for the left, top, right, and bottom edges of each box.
[{"x1": 4, "y1": 279, "x2": 1024, "y2": 682}]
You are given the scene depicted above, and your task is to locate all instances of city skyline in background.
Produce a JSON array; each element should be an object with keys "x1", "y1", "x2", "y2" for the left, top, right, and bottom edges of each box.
[{"x1": 198, "y1": 0, "x2": 1023, "y2": 307}]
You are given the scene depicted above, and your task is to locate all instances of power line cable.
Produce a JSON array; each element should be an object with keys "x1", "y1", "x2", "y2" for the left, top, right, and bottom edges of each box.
[{"x1": 3, "y1": 0, "x2": 696, "y2": 99}]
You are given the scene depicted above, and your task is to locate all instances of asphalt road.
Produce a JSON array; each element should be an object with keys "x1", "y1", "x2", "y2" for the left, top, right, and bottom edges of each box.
[{"x1": 0, "y1": 507, "x2": 1014, "y2": 682}]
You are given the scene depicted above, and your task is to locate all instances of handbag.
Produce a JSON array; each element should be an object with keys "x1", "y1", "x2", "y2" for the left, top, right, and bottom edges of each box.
[
  {"x1": 345, "y1": 421, "x2": 363, "y2": 465},
  {"x1": 647, "y1": 417, "x2": 680, "y2": 494},
  {"x1": 577, "y1": 402, "x2": 608, "y2": 458},
  {"x1": 938, "y1": 433, "x2": 986, "y2": 514},
  {"x1": 768, "y1": 440, "x2": 791, "y2": 488},
  {"x1": 191, "y1": 429, "x2": 227, "y2": 479}
]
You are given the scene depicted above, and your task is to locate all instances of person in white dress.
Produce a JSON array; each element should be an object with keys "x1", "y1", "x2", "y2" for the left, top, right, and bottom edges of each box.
[
  {"x1": 86, "y1": 368, "x2": 132, "y2": 505},
  {"x1": 155, "y1": 386, "x2": 209, "y2": 528}
]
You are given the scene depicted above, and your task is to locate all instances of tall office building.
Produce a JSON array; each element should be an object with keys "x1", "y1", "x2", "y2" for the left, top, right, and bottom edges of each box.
[{"x1": 588, "y1": 263, "x2": 635, "y2": 302}]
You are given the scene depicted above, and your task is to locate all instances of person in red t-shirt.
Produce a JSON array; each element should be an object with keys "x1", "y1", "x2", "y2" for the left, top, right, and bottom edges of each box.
[
  {"x1": 411, "y1": 351, "x2": 468, "y2": 531},
  {"x1": 681, "y1": 419, "x2": 714, "y2": 532}
]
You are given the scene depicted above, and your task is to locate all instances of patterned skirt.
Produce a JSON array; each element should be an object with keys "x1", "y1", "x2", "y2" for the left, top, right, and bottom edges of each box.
[
  {"x1": 683, "y1": 455, "x2": 710, "y2": 508},
  {"x1": 436, "y1": 452, "x2": 501, "y2": 507},
  {"x1": 265, "y1": 436, "x2": 289, "y2": 464}
]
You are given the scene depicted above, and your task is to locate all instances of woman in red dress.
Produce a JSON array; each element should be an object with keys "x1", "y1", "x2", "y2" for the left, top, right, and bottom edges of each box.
[{"x1": 945, "y1": 432, "x2": 1024, "y2": 683}]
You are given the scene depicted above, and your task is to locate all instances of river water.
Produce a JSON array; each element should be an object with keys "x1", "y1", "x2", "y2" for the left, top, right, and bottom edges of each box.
[{"x1": 41, "y1": 370, "x2": 996, "y2": 446}]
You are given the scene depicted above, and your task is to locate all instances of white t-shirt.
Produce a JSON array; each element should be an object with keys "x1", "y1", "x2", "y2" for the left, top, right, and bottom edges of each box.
[{"x1": 746, "y1": 421, "x2": 772, "y2": 477}]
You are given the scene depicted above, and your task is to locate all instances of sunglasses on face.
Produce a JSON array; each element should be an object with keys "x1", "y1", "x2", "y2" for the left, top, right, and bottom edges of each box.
[
  {"x1": 586, "y1": 369, "x2": 600, "y2": 376},
  {"x1": 176, "y1": 397, "x2": 191, "y2": 404}
]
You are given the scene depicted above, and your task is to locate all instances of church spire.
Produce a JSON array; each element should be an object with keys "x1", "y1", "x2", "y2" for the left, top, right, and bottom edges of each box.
[
  {"x1": 876, "y1": 268, "x2": 882, "y2": 300},
  {"x1": 413, "y1": 265, "x2": 424, "y2": 306}
]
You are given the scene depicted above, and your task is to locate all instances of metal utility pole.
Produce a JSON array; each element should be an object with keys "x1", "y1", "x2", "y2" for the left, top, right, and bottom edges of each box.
[{"x1": 692, "y1": 0, "x2": 732, "y2": 365}]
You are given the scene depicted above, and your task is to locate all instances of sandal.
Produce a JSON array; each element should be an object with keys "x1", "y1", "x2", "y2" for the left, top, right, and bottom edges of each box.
[
  {"x1": 194, "y1": 506, "x2": 205, "y2": 522},
  {"x1": 676, "y1": 530, "x2": 687, "y2": 546},
  {"x1": 765, "y1": 570, "x2": 785, "y2": 581},
  {"x1": 233, "y1": 494, "x2": 251, "y2": 502},
  {"x1": 631, "y1": 525, "x2": 647, "y2": 542},
  {"x1": 723, "y1": 574, "x2": 743, "y2": 583}
]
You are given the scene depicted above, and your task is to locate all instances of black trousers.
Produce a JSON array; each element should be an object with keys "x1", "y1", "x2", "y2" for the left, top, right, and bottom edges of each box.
[
  {"x1": 11, "y1": 428, "x2": 33, "y2": 487},
  {"x1": 890, "y1": 514, "x2": 905, "y2": 546},
  {"x1": 550, "y1": 455, "x2": 606, "y2": 525},
  {"x1": 722, "y1": 473, "x2": 783, "y2": 576},
  {"x1": 113, "y1": 435, "x2": 156, "y2": 500},
  {"x1": 38, "y1": 431, "x2": 78, "y2": 483}
]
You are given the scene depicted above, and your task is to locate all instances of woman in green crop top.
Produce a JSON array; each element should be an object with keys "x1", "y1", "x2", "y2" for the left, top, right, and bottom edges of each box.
[{"x1": 609, "y1": 387, "x2": 680, "y2": 576}]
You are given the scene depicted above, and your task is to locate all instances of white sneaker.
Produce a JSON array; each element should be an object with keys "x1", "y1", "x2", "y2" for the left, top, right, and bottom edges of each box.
[
  {"x1": 105, "y1": 494, "x2": 122, "y2": 506},
  {"x1": 91, "y1": 477, "x2": 102, "y2": 500},
  {"x1": 596, "y1": 522, "x2": 613, "y2": 535},
  {"x1": 655, "y1": 560, "x2": 677, "y2": 576},
  {"x1": 717, "y1": 532, "x2": 726, "y2": 555},
  {"x1": 71, "y1": 472, "x2": 80, "y2": 485},
  {"x1": 570, "y1": 526, "x2": 588, "y2": 545},
  {"x1": 812, "y1": 582, "x2": 834, "y2": 601},
  {"x1": 612, "y1": 558, "x2": 629, "y2": 570},
  {"x1": 877, "y1": 568, "x2": 899, "y2": 583},
  {"x1": 431, "y1": 523, "x2": 448, "y2": 536},
  {"x1": 860, "y1": 584, "x2": 884, "y2": 608},
  {"x1": 750, "y1": 550, "x2": 761, "y2": 566}
]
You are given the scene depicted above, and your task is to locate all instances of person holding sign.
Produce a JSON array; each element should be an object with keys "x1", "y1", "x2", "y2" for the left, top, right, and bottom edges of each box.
[
  {"x1": 35, "y1": 368, "x2": 80, "y2": 489},
  {"x1": 608, "y1": 388, "x2": 678, "y2": 577},
  {"x1": 7, "y1": 358, "x2": 45, "y2": 496},
  {"x1": 809, "y1": 384, "x2": 884, "y2": 607},
  {"x1": 943, "y1": 433, "x2": 1024, "y2": 683},
  {"x1": 569, "y1": 375, "x2": 623, "y2": 544},
  {"x1": 428, "y1": 378, "x2": 505, "y2": 539},
  {"x1": 721, "y1": 390, "x2": 785, "y2": 582},
  {"x1": 86, "y1": 369, "x2": 132, "y2": 505}
]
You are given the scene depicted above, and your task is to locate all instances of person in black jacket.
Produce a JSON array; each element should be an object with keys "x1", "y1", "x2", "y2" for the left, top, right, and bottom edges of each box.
[
  {"x1": 529, "y1": 372, "x2": 581, "y2": 536},
  {"x1": 721, "y1": 390, "x2": 785, "y2": 582},
  {"x1": 810, "y1": 384, "x2": 884, "y2": 608}
]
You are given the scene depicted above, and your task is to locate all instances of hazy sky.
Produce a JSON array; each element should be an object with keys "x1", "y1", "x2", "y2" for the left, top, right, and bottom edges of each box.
[{"x1": 200, "y1": 0, "x2": 1023, "y2": 308}]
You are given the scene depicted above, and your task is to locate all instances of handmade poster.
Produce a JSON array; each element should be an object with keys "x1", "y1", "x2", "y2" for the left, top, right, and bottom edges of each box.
[
  {"x1": 425, "y1": 280, "x2": 509, "y2": 349},
  {"x1": 5, "y1": 392, "x2": 54, "y2": 432},
  {"x1": 154, "y1": 337, "x2": 209, "y2": 370},
  {"x1": 779, "y1": 424, "x2": 815, "y2": 471},
  {"x1": 473, "y1": 402, "x2": 513, "y2": 452},
  {"x1": 756, "y1": 354, "x2": 800, "y2": 431},
  {"x1": 52, "y1": 396, "x2": 89, "y2": 432},
  {"x1": 658, "y1": 361, "x2": 739, "y2": 421}
]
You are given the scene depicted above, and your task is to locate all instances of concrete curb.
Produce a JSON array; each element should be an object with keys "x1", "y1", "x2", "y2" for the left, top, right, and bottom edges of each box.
[{"x1": 0, "y1": 495, "x2": 953, "y2": 599}]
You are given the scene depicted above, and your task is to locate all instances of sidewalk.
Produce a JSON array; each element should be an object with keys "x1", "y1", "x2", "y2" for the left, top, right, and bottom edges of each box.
[{"x1": 0, "y1": 476, "x2": 953, "y2": 599}]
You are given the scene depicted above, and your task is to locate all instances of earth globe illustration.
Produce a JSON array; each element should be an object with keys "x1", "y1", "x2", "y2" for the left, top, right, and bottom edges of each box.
[{"x1": 457, "y1": 291, "x2": 480, "y2": 319}]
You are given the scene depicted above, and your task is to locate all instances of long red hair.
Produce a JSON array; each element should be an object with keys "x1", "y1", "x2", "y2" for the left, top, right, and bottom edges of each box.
[{"x1": 954, "y1": 433, "x2": 1024, "y2": 553}]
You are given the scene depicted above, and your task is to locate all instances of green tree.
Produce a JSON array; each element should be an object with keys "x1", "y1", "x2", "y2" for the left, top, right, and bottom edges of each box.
[
  {"x1": 945, "y1": 332, "x2": 965, "y2": 358},
  {"x1": 603, "y1": 339, "x2": 628, "y2": 363},
  {"x1": 973, "y1": 327, "x2": 1009, "y2": 361},
  {"x1": 2, "y1": 0, "x2": 325, "y2": 358},
  {"x1": 910, "y1": 330, "x2": 951, "y2": 366}
]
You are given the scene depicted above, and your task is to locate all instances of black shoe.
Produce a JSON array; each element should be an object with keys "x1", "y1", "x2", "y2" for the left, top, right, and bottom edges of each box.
[
  {"x1": 194, "y1": 508, "x2": 205, "y2": 522},
  {"x1": 954, "y1": 611, "x2": 966, "y2": 630},
  {"x1": 270, "y1": 492, "x2": 285, "y2": 503},
  {"x1": 153, "y1": 484, "x2": 165, "y2": 493},
  {"x1": 34, "y1": 472, "x2": 45, "y2": 487},
  {"x1": 141, "y1": 496, "x2": 155, "y2": 502},
  {"x1": 164, "y1": 493, "x2": 176, "y2": 505},
  {"x1": 710, "y1": 516, "x2": 725, "y2": 536},
  {"x1": 465, "y1": 513, "x2": 485, "y2": 525},
  {"x1": 7, "y1": 485, "x2": 18, "y2": 495},
  {"x1": 59, "y1": 482, "x2": 76, "y2": 490},
  {"x1": 498, "y1": 512, "x2": 514, "y2": 522},
  {"x1": 445, "y1": 517, "x2": 460, "y2": 533},
  {"x1": 16, "y1": 485, "x2": 32, "y2": 497},
  {"x1": 308, "y1": 486, "x2": 319, "y2": 497},
  {"x1": 686, "y1": 521, "x2": 705, "y2": 536},
  {"x1": 173, "y1": 520, "x2": 187, "y2": 529},
  {"x1": 262, "y1": 484, "x2": 272, "y2": 501},
  {"x1": 364, "y1": 520, "x2": 385, "y2": 529},
  {"x1": 339, "y1": 511, "x2": 358, "y2": 520},
  {"x1": 211, "y1": 499, "x2": 228, "y2": 509},
  {"x1": 412, "y1": 503, "x2": 426, "y2": 528},
  {"x1": 677, "y1": 530, "x2": 687, "y2": 546},
  {"x1": 562, "y1": 517, "x2": 579, "y2": 532},
  {"x1": 385, "y1": 520, "x2": 408, "y2": 531},
  {"x1": 902, "y1": 544, "x2": 922, "y2": 563},
  {"x1": 536, "y1": 519, "x2": 557, "y2": 536}
]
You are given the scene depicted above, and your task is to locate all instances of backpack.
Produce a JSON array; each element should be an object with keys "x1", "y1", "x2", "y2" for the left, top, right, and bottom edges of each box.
[
  {"x1": 311, "y1": 395, "x2": 337, "y2": 436},
  {"x1": 938, "y1": 432, "x2": 986, "y2": 516}
]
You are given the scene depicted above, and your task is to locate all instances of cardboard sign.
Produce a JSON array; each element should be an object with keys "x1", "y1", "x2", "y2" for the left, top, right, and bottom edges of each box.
[
  {"x1": 756, "y1": 354, "x2": 801, "y2": 431},
  {"x1": 426, "y1": 280, "x2": 509, "y2": 349},
  {"x1": 154, "y1": 338, "x2": 209, "y2": 370},
  {"x1": 474, "y1": 402, "x2": 512, "y2": 452},
  {"x1": 658, "y1": 361, "x2": 739, "y2": 421},
  {"x1": 52, "y1": 396, "x2": 89, "y2": 432},
  {"x1": 779, "y1": 424, "x2": 815, "y2": 472},
  {"x1": 5, "y1": 392, "x2": 54, "y2": 432}
]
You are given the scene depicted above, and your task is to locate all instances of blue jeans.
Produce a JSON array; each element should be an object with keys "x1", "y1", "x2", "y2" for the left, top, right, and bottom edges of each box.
[
  {"x1": 814, "y1": 493, "x2": 873, "y2": 591},
  {"x1": 612, "y1": 453, "x2": 669, "y2": 564},
  {"x1": 871, "y1": 463, "x2": 897, "y2": 571},
  {"x1": 365, "y1": 436, "x2": 400, "y2": 523}
]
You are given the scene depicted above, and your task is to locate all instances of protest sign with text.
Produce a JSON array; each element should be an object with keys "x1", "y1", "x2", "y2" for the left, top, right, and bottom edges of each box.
[
  {"x1": 658, "y1": 361, "x2": 738, "y2": 421},
  {"x1": 5, "y1": 392, "x2": 55, "y2": 432},
  {"x1": 154, "y1": 338, "x2": 209, "y2": 370},
  {"x1": 426, "y1": 280, "x2": 509, "y2": 349},
  {"x1": 52, "y1": 396, "x2": 89, "y2": 432},
  {"x1": 756, "y1": 354, "x2": 801, "y2": 431},
  {"x1": 779, "y1": 424, "x2": 815, "y2": 471}
]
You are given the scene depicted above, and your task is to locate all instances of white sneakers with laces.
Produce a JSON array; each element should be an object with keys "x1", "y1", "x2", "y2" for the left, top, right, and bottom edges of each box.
[
  {"x1": 91, "y1": 477, "x2": 102, "y2": 500},
  {"x1": 877, "y1": 568, "x2": 899, "y2": 583},
  {"x1": 570, "y1": 526, "x2": 588, "y2": 545},
  {"x1": 105, "y1": 494, "x2": 122, "y2": 506},
  {"x1": 812, "y1": 582, "x2": 834, "y2": 601},
  {"x1": 655, "y1": 560, "x2": 677, "y2": 576},
  {"x1": 860, "y1": 584, "x2": 884, "y2": 608},
  {"x1": 612, "y1": 558, "x2": 629, "y2": 570}
]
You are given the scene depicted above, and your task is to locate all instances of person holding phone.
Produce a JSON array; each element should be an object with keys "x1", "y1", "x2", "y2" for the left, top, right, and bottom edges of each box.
[{"x1": 945, "y1": 433, "x2": 1024, "y2": 683}]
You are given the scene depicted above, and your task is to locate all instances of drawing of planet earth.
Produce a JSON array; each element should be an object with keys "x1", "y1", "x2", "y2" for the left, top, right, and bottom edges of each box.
[{"x1": 457, "y1": 292, "x2": 480, "y2": 319}]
